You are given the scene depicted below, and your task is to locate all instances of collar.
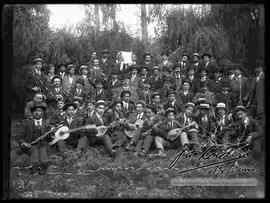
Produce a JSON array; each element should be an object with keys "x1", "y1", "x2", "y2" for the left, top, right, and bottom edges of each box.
[
  {"x1": 96, "y1": 112, "x2": 103, "y2": 119},
  {"x1": 243, "y1": 117, "x2": 249, "y2": 125},
  {"x1": 34, "y1": 118, "x2": 42, "y2": 124},
  {"x1": 201, "y1": 76, "x2": 207, "y2": 81}
]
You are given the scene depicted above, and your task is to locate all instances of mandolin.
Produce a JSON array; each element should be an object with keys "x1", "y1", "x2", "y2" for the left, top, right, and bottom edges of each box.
[
  {"x1": 124, "y1": 119, "x2": 144, "y2": 138},
  {"x1": 167, "y1": 122, "x2": 197, "y2": 141}
]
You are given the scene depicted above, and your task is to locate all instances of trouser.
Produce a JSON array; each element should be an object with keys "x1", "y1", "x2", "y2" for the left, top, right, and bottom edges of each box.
[
  {"x1": 130, "y1": 129, "x2": 143, "y2": 145},
  {"x1": 23, "y1": 142, "x2": 49, "y2": 166},
  {"x1": 57, "y1": 135, "x2": 89, "y2": 152},
  {"x1": 103, "y1": 132, "x2": 128, "y2": 151},
  {"x1": 135, "y1": 135, "x2": 154, "y2": 153}
]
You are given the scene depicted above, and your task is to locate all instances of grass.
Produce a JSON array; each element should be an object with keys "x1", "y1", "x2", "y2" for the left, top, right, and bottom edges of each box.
[{"x1": 10, "y1": 119, "x2": 265, "y2": 199}]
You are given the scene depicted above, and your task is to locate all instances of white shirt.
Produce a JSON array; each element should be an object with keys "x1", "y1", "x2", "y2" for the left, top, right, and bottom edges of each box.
[
  {"x1": 82, "y1": 75, "x2": 87, "y2": 79},
  {"x1": 171, "y1": 100, "x2": 176, "y2": 107},
  {"x1": 69, "y1": 76, "x2": 74, "y2": 84},
  {"x1": 66, "y1": 117, "x2": 73, "y2": 125},
  {"x1": 55, "y1": 87, "x2": 60, "y2": 93},
  {"x1": 183, "y1": 90, "x2": 188, "y2": 96},
  {"x1": 123, "y1": 86, "x2": 129, "y2": 90},
  {"x1": 243, "y1": 117, "x2": 249, "y2": 128},
  {"x1": 112, "y1": 79, "x2": 118, "y2": 86},
  {"x1": 205, "y1": 61, "x2": 209, "y2": 67},
  {"x1": 96, "y1": 112, "x2": 104, "y2": 125},
  {"x1": 34, "y1": 118, "x2": 42, "y2": 126},
  {"x1": 202, "y1": 115, "x2": 208, "y2": 123},
  {"x1": 35, "y1": 69, "x2": 41, "y2": 76},
  {"x1": 123, "y1": 101, "x2": 128, "y2": 109},
  {"x1": 184, "y1": 114, "x2": 191, "y2": 125},
  {"x1": 77, "y1": 88, "x2": 82, "y2": 95},
  {"x1": 194, "y1": 62, "x2": 199, "y2": 67},
  {"x1": 256, "y1": 72, "x2": 262, "y2": 82},
  {"x1": 137, "y1": 112, "x2": 144, "y2": 120},
  {"x1": 201, "y1": 76, "x2": 207, "y2": 82},
  {"x1": 131, "y1": 74, "x2": 136, "y2": 82},
  {"x1": 189, "y1": 75, "x2": 194, "y2": 81}
]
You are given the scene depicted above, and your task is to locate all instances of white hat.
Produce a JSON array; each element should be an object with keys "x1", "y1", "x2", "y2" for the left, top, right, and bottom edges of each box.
[
  {"x1": 216, "y1": 103, "x2": 226, "y2": 109},
  {"x1": 199, "y1": 103, "x2": 210, "y2": 109}
]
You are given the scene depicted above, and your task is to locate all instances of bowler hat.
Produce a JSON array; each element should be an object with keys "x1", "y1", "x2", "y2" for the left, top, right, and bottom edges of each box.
[
  {"x1": 51, "y1": 75, "x2": 62, "y2": 83},
  {"x1": 152, "y1": 66, "x2": 160, "y2": 71},
  {"x1": 151, "y1": 92, "x2": 161, "y2": 99},
  {"x1": 185, "y1": 102, "x2": 195, "y2": 109},
  {"x1": 143, "y1": 53, "x2": 151, "y2": 59},
  {"x1": 120, "y1": 90, "x2": 131, "y2": 98},
  {"x1": 199, "y1": 103, "x2": 210, "y2": 110},
  {"x1": 192, "y1": 53, "x2": 200, "y2": 58},
  {"x1": 112, "y1": 99, "x2": 123, "y2": 107},
  {"x1": 145, "y1": 104, "x2": 157, "y2": 114},
  {"x1": 182, "y1": 54, "x2": 190, "y2": 58},
  {"x1": 102, "y1": 49, "x2": 110, "y2": 54},
  {"x1": 63, "y1": 102, "x2": 77, "y2": 111},
  {"x1": 95, "y1": 100, "x2": 107, "y2": 108},
  {"x1": 164, "y1": 107, "x2": 175, "y2": 117},
  {"x1": 201, "y1": 53, "x2": 212, "y2": 58},
  {"x1": 216, "y1": 102, "x2": 227, "y2": 111},
  {"x1": 73, "y1": 96, "x2": 83, "y2": 102},
  {"x1": 33, "y1": 58, "x2": 43, "y2": 64},
  {"x1": 232, "y1": 105, "x2": 247, "y2": 114},
  {"x1": 30, "y1": 101, "x2": 47, "y2": 112},
  {"x1": 66, "y1": 64, "x2": 75, "y2": 71},
  {"x1": 182, "y1": 80, "x2": 191, "y2": 86},
  {"x1": 166, "y1": 89, "x2": 176, "y2": 97}
]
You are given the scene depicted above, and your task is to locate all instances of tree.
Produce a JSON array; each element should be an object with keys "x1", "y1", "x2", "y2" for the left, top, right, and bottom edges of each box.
[{"x1": 141, "y1": 4, "x2": 148, "y2": 47}]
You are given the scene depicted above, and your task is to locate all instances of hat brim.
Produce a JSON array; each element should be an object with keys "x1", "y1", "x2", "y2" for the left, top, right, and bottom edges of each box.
[
  {"x1": 165, "y1": 109, "x2": 175, "y2": 116},
  {"x1": 201, "y1": 54, "x2": 211, "y2": 58},
  {"x1": 30, "y1": 105, "x2": 47, "y2": 112},
  {"x1": 63, "y1": 103, "x2": 77, "y2": 111}
]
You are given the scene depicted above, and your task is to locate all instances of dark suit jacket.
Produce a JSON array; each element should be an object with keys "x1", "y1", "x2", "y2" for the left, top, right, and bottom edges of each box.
[
  {"x1": 68, "y1": 87, "x2": 88, "y2": 102},
  {"x1": 163, "y1": 100, "x2": 184, "y2": 114},
  {"x1": 215, "y1": 92, "x2": 237, "y2": 112},
  {"x1": 193, "y1": 78, "x2": 215, "y2": 93},
  {"x1": 230, "y1": 76, "x2": 250, "y2": 104},
  {"x1": 18, "y1": 118, "x2": 51, "y2": 145},
  {"x1": 137, "y1": 90, "x2": 153, "y2": 104},
  {"x1": 177, "y1": 90, "x2": 194, "y2": 105},
  {"x1": 200, "y1": 62, "x2": 217, "y2": 80},
  {"x1": 154, "y1": 119, "x2": 182, "y2": 139},
  {"x1": 148, "y1": 76, "x2": 164, "y2": 92},
  {"x1": 194, "y1": 113, "x2": 217, "y2": 135},
  {"x1": 93, "y1": 89, "x2": 111, "y2": 101}
]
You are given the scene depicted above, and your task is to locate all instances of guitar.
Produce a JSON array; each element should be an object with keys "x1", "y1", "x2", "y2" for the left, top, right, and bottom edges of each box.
[
  {"x1": 49, "y1": 124, "x2": 97, "y2": 145},
  {"x1": 167, "y1": 122, "x2": 197, "y2": 141},
  {"x1": 124, "y1": 119, "x2": 144, "y2": 138}
]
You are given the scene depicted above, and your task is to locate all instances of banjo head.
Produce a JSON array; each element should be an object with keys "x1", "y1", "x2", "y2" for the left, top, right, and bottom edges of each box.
[
  {"x1": 55, "y1": 126, "x2": 70, "y2": 139},
  {"x1": 167, "y1": 128, "x2": 181, "y2": 136}
]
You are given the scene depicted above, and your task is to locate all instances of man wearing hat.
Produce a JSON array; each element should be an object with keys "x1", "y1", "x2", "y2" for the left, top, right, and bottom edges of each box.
[
  {"x1": 56, "y1": 102, "x2": 86, "y2": 153},
  {"x1": 137, "y1": 79, "x2": 153, "y2": 105},
  {"x1": 77, "y1": 65, "x2": 94, "y2": 95},
  {"x1": 176, "y1": 102, "x2": 199, "y2": 148},
  {"x1": 177, "y1": 53, "x2": 190, "y2": 76},
  {"x1": 229, "y1": 64, "x2": 250, "y2": 106},
  {"x1": 113, "y1": 51, "x2": 125, "y2": 73},
  {"x1": 119, "y1": 90, "x2": 136, "y2": 118},
  {"x1": 246, "y1": 60, "x2": 265, "y2": 119},
  {"x1": 177, "y1": 80, "x2": 194, "y2": 105},
  {"x1": 163, "y1": 90, "x2": 184, "y2": 114},
  {"x1": 18, "y1": 101, "x2": 51, "y2": 175},
  {"x1": 107, "y1": 69, "x2": 122, "y2": 91},
  {"x1": 192, "y1": 68, "x2": 214, "y2": 93},
  {"x1": 24, "y1": 92, "x2": 46, "y2": 120},
  {"x1": 100, "y1": 49, "x2": 112, "y2": 76},
  {"x1": 194, "y1": 102, "x2": 217, "y2": 138},
  {"x1": 211, "y1": 67, "x2": 229, "y2": 94},
  {"x1": 215, "y1": 84, "x2": 237, "y2": 112},
  {"x1": 62, "y1": 64, "x2": 79, "y2": 95},
  {"x1": 142, "y1": 53, "x2": 156, "y2": 74},
  {"x1": 51, "y1": 96, "x2": 66, "y2": 125},
  {"x1": 56, "y1": 63, "x2": 66, "y2": 79},
  {"x1": 201, "y1": 53, "x2": 217, "y2": 80},
  {"x1": 189, "y1": 53, "x2": 203, "y2": 77},
  {"x1": 128, "y1": 65, "x2": 143, "y2": 89},
  {"x1": 49, "y1": 75, "x2": 67, "y2": 102},
  {"x1": 186, "y1": 66, "x2": 198, "y2": 92},
  {"x1": 151, "y1": 92, "x2": 162, "y2": 110},
  {"x1": 113, "y1": 75, "x2": 138, "y2": 102},
  {"x1": 69, "y1": 78, "x2": 88, "y2": 102},
  {"x1": 159, "y1": 76, "x2": 174, "y2": 102},
  {"x1": 25, "y1": 57, "x2": 47, "y2": 102},
  {"x1": 214, "y1": 102, "x2": 234, "y2": 143},
  {"x1": 171, "y1": 65, "x2": 183, "y2": 93},
  {"x1": 44, "y1": 64, "x2": 56, "y2": 85},
  {"x1": 152, "y1": 108, "x2": 182, "y2": 157},
  {"x1": 93, "y1": 78, "x2": 111, "y2": 102},
  {"x1": 231, "y1": 105, "x2": 262, "y2": 156},
  {"x1": 148, "y1": 66, "x2": 164, "y2": 92},
  {"x1": 159, "y1": 52, "x2": 174, "y2": 72},
  {"x1": 139, "y1": 66, "x2": 149, "y2": 84}
]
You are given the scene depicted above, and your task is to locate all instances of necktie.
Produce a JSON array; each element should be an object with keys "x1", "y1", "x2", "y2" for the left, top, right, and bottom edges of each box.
[
  {"x1": 171, "y1": 122, "x2": 173, "y2": 128},
  {"x1": 37, "y1": 121, "x2": 41, "y2": 126}
]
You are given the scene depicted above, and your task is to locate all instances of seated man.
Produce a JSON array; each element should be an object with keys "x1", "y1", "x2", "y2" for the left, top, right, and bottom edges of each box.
[
  {"x1": 50, "y1": 96, "x2": 66, "y2": 125},
  {"x1": 134, "y1": 104, "x2": 162, "y2": 157},
  {"x1": 18, "y1": 101, "x2": 51, "y2": 175},
  {"x1": 231, "y1": 106, "x2": 262, "y2": 157},
  {"x1": 152, "y1": 108, "x2": 183, "y2": 157},
  {"x1": 120, "y1": 90, "x2": 136, "y2": 119},
  {"x1": 163, "y1": 90, "x2": 184, "y2": 114},
  {"x1": 56, "y1": 102, "x2": 87, "y2": 153}
]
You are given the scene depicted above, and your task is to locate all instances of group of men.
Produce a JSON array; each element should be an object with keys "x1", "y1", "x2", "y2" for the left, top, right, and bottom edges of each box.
[{"x1": 18, "y1": 49, "x2": 264, "y2": 175}]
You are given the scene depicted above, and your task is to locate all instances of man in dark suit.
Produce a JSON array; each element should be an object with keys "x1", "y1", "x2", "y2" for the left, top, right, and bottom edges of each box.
[
  {"x1": 186, "y1": 66, "x2": 198, "y2": 93},
  {"x1": 93, "y1": 78, "x2": 111, "y2": 102},
  {"x1": 128, "y1": 65, "x2": 143, "y2": 89},
  {"x1": 142, "y1": 53, "x2": 156, "y2": 74},
  {"x1": 210, "y1": 68, "x2": 229, "y2": 94},
  {"x1": 137, "y1": 80, "x2": 153, "y2": 105},
  {"x1": 163, "y1": 90, "x2": 184, "y2": 114},
  {"x1": 69, "y1": 78, "x2": 88, "y2": 102},
  {"x1": 177, "y1": 80, "x2": 194, "y2": 105},
  {"x1": 18, "y1": 101, "x2": 51, "y2": 175},
  {"x1": 215, "y1": 85, "x2": 237, "y2": 112},
  {"x1": 177, "y1": 53, "x2": 191, "y2": 76},
  {"x1": 120, "y1": 90, "x2": 136, "y2": 119},
  {"x1": 113, "y1": 76, "x2": 138, "y2": 102},
  {"x1": 193, "y1": 69, "x2": 215, "y2": 93},
  {"x1": 200, "y1": 53, "x2": 217, "y2": 80},
  {"x1": 148, "y1": 66, "x2": 164, "y2": 92},
  {"x1": 246, "y1": 61, "x2": 265, "y2": 119},
  {"x1": 189, "y1": 53, "x2": 204, "y2": 78},
  {"x1": 48, "y1": 76, "x2": 68, "y2": 102},
  {"x1": 100, "y1": 49, "x2": 113, "y2": 76},
  {"x1": 159, "y1": 52, "x2": 174, "y2": 72},
  {"x1": 57, "y1": 63, "x2": 67, "y2": 79}
]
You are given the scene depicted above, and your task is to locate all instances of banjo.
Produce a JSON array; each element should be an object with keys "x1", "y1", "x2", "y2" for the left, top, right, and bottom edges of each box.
[
  {"x1": 167, "y1": 122, "x2": 197, "y2": 141},
  {"x1": 124, "y1": 119, "x2": 144, "y2": 138}
]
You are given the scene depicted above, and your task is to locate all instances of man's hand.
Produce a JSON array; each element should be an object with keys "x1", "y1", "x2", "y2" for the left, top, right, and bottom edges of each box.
[
  {"x1": 245, "y1": 136, "x2": 252, "y2": 144},
  {"x1": 21, "y1": 142, "x2": 31, "y2": 149},
  {"x1": 32, "y1": 86, "x2": 40, "y2": 91}
]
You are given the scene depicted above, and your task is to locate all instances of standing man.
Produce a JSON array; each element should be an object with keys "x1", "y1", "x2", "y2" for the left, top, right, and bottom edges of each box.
[
  {"x1": 177, "y1": 53, "x2": 190, "y2": 76},
  {"x1": 201, "y1": 53, "x2": 217, "y2": 80},
  {"x1": 159, "y1": 52, "x2": 174, "y2": 72},
  {"x1": 177, "y1": 80, "x2": 194, "y2": 105},
  {"x1": 62, "y1": 64, "x2": 78, "y2": 95},
  {"x1": 57, "y1": 63, "x2": 67, "y2": 79},
  {"x1": 142, "y1": 53, "x2": 155, "y2": 74},
  {"x1": 163, "y1": 90, "x2": 184, "y2": 114},
  {"x1": 100, "y1": 49, "x2": 112, "y2": 77},
  {"x1": 137, "y1": 80, "x2": 153, "y2": 105},
  {"x1": 128, "y1": 65, "x2": 143, "y2": 89},
  {"x1": 49, "y1": 75, "x2": 68, "y2": 102},
  {"x1": 189, "y1": 53, "x2": 203, "y2": 78},
  {"x1": 148, "y1": 66, "x2": 164, "y2": 92}
]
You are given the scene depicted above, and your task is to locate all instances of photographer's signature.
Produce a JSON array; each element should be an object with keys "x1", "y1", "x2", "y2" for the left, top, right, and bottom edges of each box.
[{"x1": 168, "y1": 144, "x2": 258, "y2": 178}]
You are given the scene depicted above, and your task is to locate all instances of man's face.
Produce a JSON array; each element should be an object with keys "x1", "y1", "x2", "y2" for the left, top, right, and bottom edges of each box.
[
  {"x1": 234, "y1": 69, "x2": 241, "y2": 76},
  {"x1": 87, "y1": 103, "x2": 95, "y2": 111},
  {"x1": 33, "y1": 108, "x2": 43, "y2": 119},
  {"x1": 145, "y1": 55, "x2": 151, "y2": 62},
  {"x1": 200, "y1": 71, "x2": 207, "y2": 77},
  {"x1": 214, "y1": 72, "x2": 221, "y2": 79},
  {"x1": 143, "y1": 84, "x2": 150, "y2": 91},
  {"x1": 66, "y1": 106, "x2": 75, "y2": 116},
  {"x1": 96, "y1": 105, "x2": 105, "y2": 115},
  {"x1": 200, "y1": 109, "x2": 208, "y2": 116},
  {"x1": 123, "y1": 79, "x2": 129, "y2": 86},
  {"x1": 131, "y1": 54, "x2": 137, "y2": 62},
  {"x1": 153, "y1": 95, "x2": 161, "y2": 104},
  {"x1": 57, "y1": 101, "x2": 64, "y2": 109},
  {"x1": 35, "y1": 62, "x2": 42, "y2": 70},
  {"x1": 183, "y1": 83, "x2": 190, "y2": 91},
  {"x1": 123, "y1": 93, "x2": 130, "y2": 102},
  {"x1": 59, "y1": 66, "x2": 65, "y2": 72},
  {"x1": 111, "y1": 74, "x2": 118, "y2": 80},
  {"x1": 33, "y1": 94, "x2": 43, "y2": 102},
  {"x1": 201, "y1": 87, "x2": 207, "y2": 93},
  {"x1": 153, "y1": 69, "x2": 159, "y2": 76},
  {"x1": 167, "y1": 112, "x2": 175, "y2": 121},
  {"x1": 168, "y1": 94, "x2": 176, "y2": 102},
  {"x1": 217, "y1": 108, "x2": 226, "y2": 117},
  {"x1": 136, "y1": 104, "x2": 144, "y2": 113},
  {"x1": 188, "y1": 69, "x2": 195, "y2": 76},
  {"x1": 114, "y1": 103, "x2": 122, "y2": 112},
  {"x1": 73, "y1": 101, "x2": 80, "y2": 107},
  {"x1": 236, "y1": 111, "x2": 247, "y2": 121},
  {"x1": 53, "y1": 78, "x2": 61, "y2": 87},
  {"x1": 193, "y1": 56, "x2": 199, "y2": 62},
  {"x1": 132, "y1": 69, "x2": 138, "y2": 75},
  {"x1": 103, "y1": 53, "x2": 109, "y2": 58},
  {"x1": 161, "y1": 54, "x2": 168, "y2": 61},
  {"x1": 145, "y1": 108, "x2": 154, "y2": 118},
  {"x1": 174, "y1": 67, "x2": 181, "y2": 73},
  {"x1": 93, "y1": 59, "x2": 99, "y2": 67},
  {"x1": 141, "y1": 69, "x2": 148, "y2": 76},
  {"x1": 82, "y1": 68, "x2": 88, "y2": 75},
  {"x1": 185, "y1": 107, "x2": 193, "y2": 116},
  {"x1": 203, "y1": 56, "x2": 210, "y2": 62},
  {"x1": 49, "y1": 67, "x2": 55, "y2": 74},
  {"x1": 69, "y1": 68, "x2": 75, "y2": 75},
  {"x1": 116, "y1": 52, "x2": 122, "y2": 60}
]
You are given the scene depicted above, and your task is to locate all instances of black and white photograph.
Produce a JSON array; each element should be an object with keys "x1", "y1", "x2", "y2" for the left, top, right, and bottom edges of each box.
[{"x1": 5, "y1": 4, "x2": 265, "y2": 199}]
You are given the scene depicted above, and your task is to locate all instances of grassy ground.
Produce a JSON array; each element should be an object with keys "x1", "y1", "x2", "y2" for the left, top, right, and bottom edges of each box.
[{"x1": 10, "y1": 119, "x2": 265, "y2": 199}]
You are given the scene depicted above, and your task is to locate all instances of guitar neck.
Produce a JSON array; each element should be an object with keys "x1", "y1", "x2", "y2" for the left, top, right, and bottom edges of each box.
[{"x1": 31, "y1": 129, "x2": 53, "y2": 145}]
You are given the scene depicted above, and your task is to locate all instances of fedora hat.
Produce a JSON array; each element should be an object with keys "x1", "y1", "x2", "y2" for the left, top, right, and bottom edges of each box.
[
  {"x1": 30, "y1": 101, "x2": 47, "y2": 112},
  {"x1": 216, "y1": 102, "x2": 227, "y2": 111},
  {"x1": 164, "y1": 107, "x2": 175, "y2": 117},
  {"x1": 63, "y1": 102, "x2": 77, "y2": 111},
  {"x1": 33, "y1": 58, "x2": 43, "y2": 64},
  {"x1": 185, "y1": 102, "x2": 195, "y2": 109},
  {"x1": 201, "y1": 53, "x2": 212, "y2": 58},
  {"x1": 95, "y1": 100, "x2": 107, "y2": 108}
]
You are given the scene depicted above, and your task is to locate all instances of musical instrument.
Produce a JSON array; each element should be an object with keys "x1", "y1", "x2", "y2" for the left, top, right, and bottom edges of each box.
[
  {"x1": 49, "y1": 124, "x2": 97, "y2": 145},
  {"x1": 167, "y1": 122, "x2": 197, "y2": 141},
  {"x1": 124, "y1": 119, "x2": 144, "y2": 138}
]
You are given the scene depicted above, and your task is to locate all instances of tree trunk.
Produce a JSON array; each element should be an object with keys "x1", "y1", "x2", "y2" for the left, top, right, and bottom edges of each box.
[
  {"x1": 141, "y1": 4, "x2": 148, "y2": 46},
  {"x1": 94, "y1": 4, "x2": 100, "y2": 34}
]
